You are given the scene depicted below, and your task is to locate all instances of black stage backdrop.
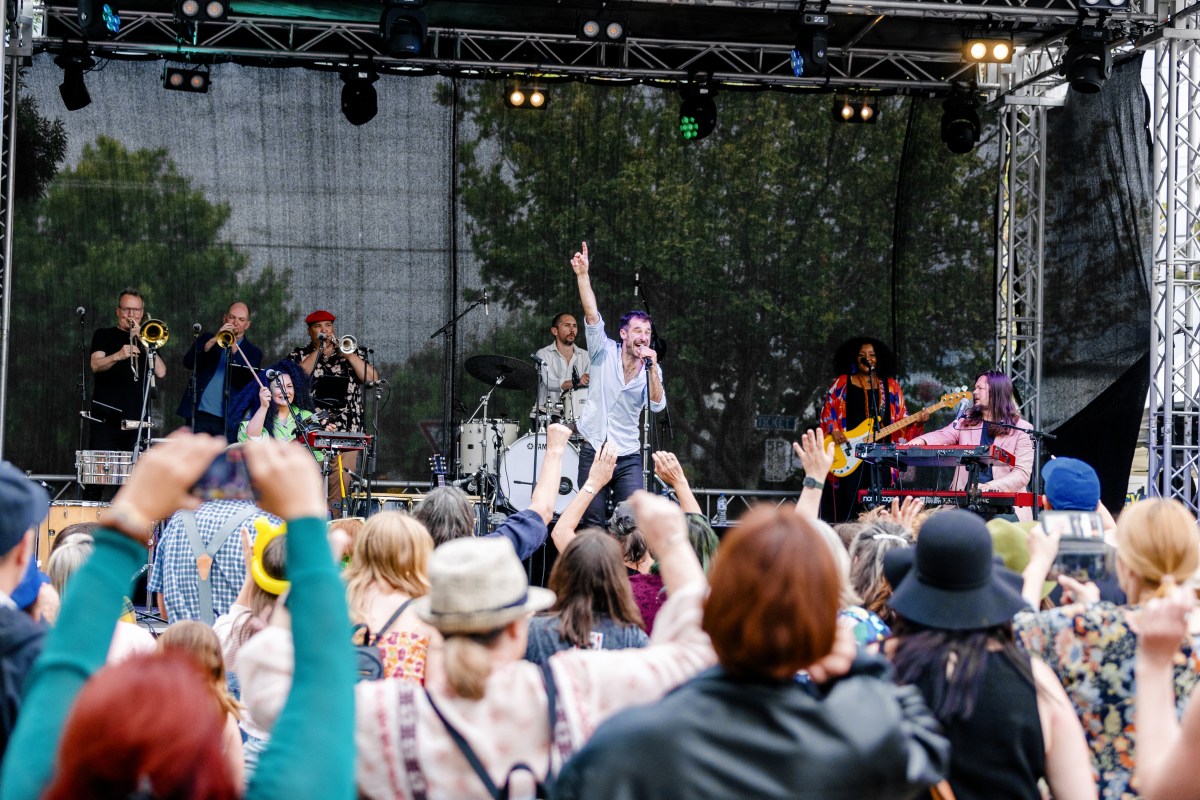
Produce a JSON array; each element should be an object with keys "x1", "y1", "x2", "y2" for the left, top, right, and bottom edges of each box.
[
  {"x1": 1040, "y1": 57, "x2": 1152, "y2": 511},
  {"x1": 5, "y1": 55, "x2": 1146, "y2": 490}
]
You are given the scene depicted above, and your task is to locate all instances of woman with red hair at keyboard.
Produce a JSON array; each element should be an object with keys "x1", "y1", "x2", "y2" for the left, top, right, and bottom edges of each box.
[{"x1": 906, "y1": 370, "x2": 1034, "y2": 520}]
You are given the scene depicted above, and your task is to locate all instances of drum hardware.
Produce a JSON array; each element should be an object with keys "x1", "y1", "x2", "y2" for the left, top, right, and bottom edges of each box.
[
  {"x1": 457, "y1": 419, "x2": 519, "y2": 476},
  {"x1": 498, "y1": 435, "x2": 581, "y2": 515}
]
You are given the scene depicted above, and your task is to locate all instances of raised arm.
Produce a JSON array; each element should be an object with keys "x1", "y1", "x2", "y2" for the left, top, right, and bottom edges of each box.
[
  {"x1": 652, "y1": 451, "x2": 700, "y2": 514},
  {"x1": 552, "y1": 442, "x2": 618, "y2": 550},
  {"x1": 793, "y1": 428, "x2": 835, "y2": 521},
  {"x1": 527, "y1": 423, "x2": 573, "y2": 525},
  {"x1": 571, "y1": 242, "x2": 599, "y2": 325}
]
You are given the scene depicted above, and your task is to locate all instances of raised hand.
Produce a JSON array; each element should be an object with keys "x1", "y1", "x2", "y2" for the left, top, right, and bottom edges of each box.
[
  {"x1": 546, "y1": 422, "x2": 572, "y2": 450},
  {"x1": 570, "y1": 241, "x2": 590, "y2": 276},
  {"x1": 652, "y1": 451, "x2": 686, "y2": 488},
  {"x1": 793, "y1": 428, "x2": 835, "y2": 482},
  {"x1": 105, "y1": 431, "x2": 228, "y2": 538}
]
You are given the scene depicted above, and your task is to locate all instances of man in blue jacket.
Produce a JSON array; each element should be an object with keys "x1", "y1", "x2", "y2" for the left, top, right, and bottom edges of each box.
[{"x1": 177, "y1": 302, "x2": 263, "y2": 437}]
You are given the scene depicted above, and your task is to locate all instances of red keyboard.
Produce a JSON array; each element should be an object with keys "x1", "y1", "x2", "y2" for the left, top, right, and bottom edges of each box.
[{"x1": 858, "y1": 489, "x2": 1036, "y2": 509}]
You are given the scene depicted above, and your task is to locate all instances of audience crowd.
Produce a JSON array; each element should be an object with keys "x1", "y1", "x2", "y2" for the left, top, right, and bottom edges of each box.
[{"x1": 0, "y1": 424, "x2": 1198, "y2": 800}]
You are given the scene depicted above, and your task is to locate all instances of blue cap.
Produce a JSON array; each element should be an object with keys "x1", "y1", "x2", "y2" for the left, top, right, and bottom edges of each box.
[
  {"x1": 0, "y1": 461, "x2": 48, "y2": 557},
  {"x1": 1042, "y1": 457, "x2": 1101, "y2": 511},
  {"x1": 10, "y1": 558, "x2": 49, "y2": 611}
]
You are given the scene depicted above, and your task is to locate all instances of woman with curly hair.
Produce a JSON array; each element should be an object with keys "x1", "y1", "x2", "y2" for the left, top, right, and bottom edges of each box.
[{"x1": 227, "y1": 360, "x2": 324, "y2": 457}]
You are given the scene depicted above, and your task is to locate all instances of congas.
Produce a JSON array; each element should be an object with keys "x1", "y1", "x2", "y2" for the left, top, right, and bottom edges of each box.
[
  {"x1": 498, "y1": 435, "x2": 580, "y2": 514},
  {"x1": 36, "y1": 501, "x2": 109, "y2": 562},
  {"x1": 457, "y1": 419, "x2": 519, "y2": 476},
  {"x1": 76, "y1": 450, "x2": 134, "y2": 485}
]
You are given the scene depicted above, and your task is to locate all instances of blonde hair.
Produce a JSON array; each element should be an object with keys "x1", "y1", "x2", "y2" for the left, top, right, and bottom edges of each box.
[
  {"x1": 1115, "y1": 498, "x2": 1200, "y2": 595},
  {"x1": 441, "y1": 633, "x2": 501, "y2": 701},
  {"x1": 46, "y1": 534, "x2": 95, "y2": 598},
  {"x1": 343, "y1": 512, "x2": 433, "y2": 624},
  {"x1": 157, "y1": 621, "x2": 241, "y2": 720}
]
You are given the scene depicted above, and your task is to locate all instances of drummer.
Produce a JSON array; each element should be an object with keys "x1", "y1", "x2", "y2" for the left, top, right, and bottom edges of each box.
[{"x1": 534, "y1": 313, "x2": 590, "y2": 423}]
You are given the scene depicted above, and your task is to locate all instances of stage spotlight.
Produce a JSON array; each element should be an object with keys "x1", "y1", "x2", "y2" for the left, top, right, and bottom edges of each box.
[
  {"x1": 163, "y1": 65, "x2": 210, "y2": 93},
  {"x1": 341, "y1": 69, "x2": 378, "y2": 125},
  {"x1": 941, "y1": 92, "x2": 981, "y2": 154},
  {"x1": 55, "y1": 53, "x2": 94, "y2": 111},
  {"x1": 178, "y1": 0, "x2": 200, "y2": 17},
  {"x1": 678, "y1": 84, "x2": 717, "y2": 141},
  {"x1": 504, "y1": 84, "x2": 548, "y2": 110},
  {"x1": 203, "y1": 0, "x2": 227, "y2": 19},
  {"x1": 831, "y1": 95, "x2": 878, "y2": 124},
  {"x1": 77, "y1": 1, "x2": 120, "y2": 39},
  {"x1": 577, "y1": 15, "x2": 627, "y2": 42},
  {"x1": 1079, "y1": 0, "x2": 1129, "y2": 10},
  {"x1": 789, "y1": 12, "x2": 829, "y2": 77},
  {"x1": 963, "y1": 35, "x2": 1014, "y2": 63},
  {"x1": 380, "y1": 4, "x2": 428, "y2": 57},
  {"x1": 1062, "y1": 28, "x2": 1111, "y2": 93}
]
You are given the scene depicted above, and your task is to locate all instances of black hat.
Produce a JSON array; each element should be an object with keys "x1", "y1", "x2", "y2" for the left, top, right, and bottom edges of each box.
[{"x1": 887, "y1": 509, "x2": 1027, "y2": 630}]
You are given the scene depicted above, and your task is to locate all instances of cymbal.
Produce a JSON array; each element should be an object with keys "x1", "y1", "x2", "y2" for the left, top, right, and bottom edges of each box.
[{"x1": 465, "y1": 354, "x2": 537, "y2": 391}]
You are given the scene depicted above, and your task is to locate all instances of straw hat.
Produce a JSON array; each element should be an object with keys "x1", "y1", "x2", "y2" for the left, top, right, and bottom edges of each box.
[{"x1": 413, "y1": 537, "x2": 555, "y2": 634}]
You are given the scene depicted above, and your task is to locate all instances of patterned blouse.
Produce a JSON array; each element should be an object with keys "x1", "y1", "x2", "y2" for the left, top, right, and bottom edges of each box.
[
  {"x1": 820, "y1": 373, "x2": 918, "y2": 443},
  {"x1": 376, "y1": 630, "x2": 430, "y2": 685},
  {"x1": 287, "y1": 344, "x2": 368, "y2": 433},
  {"x1": 1014, "y1": 602, "x2": 1200, "y2": 800}
]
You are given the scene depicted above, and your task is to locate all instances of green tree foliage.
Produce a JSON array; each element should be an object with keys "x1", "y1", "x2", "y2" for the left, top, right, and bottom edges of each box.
[
  {"x1": 15, "y1": 93, "x2": 67, "y2": 203},
  {"x1": 7, "y1": 135, "x2": 296, "y2": 471},
  {"x1": 452, "y1": 82, "x2": 996, "y2": 487}
]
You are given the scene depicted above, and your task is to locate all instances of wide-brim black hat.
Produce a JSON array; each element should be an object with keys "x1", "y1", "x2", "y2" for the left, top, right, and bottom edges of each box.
[{"x1": 887, "y1": 509, "x2": 1027, "y2": 631}]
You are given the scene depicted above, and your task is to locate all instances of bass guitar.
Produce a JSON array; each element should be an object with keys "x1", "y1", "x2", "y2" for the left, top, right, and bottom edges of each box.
[{"x1": 824, "y1": 390, "x2": 971, "y2": 478}]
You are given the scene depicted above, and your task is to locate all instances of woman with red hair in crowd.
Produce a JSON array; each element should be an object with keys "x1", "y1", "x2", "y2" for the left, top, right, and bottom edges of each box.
[
  {"x1": 0, "y1": 433, "x2": 355, "y2": 800},
  {"x1": 554, "y1": 505, "x2": 951, "y2": 799}
]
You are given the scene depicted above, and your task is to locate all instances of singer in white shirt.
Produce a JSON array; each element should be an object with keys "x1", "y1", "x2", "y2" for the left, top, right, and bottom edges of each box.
[{"x1": 570, "y1": 241, "x2": 667, "y2": 528}]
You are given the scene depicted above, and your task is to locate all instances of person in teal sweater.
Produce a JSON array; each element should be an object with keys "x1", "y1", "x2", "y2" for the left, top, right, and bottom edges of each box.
[{"x1": 0, "y1": 433, "x2": 355, "y2": 800}]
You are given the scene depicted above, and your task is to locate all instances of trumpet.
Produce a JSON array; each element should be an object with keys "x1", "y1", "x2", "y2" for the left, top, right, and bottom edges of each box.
[
  {"x1": 139, "y1": 319, "x2": 169, "y2": 349},
  {"x1": 215, "y1": 330, "x2": 236, "y2": 348},
  {"x1": 339, "y1": 334, "x2": 358, "y2": 354}
]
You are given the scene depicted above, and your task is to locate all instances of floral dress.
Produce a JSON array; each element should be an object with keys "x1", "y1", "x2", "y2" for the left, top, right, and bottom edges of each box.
[
  {"x1": 1014, "y1": 602, "x2": 1200, "y2": 800},
  {"x1": 376, "y1": 630, "x2": 429, "y2": 684}
]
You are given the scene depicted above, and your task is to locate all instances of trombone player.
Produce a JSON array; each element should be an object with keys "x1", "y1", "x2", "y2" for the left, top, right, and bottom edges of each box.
[
  {"x1": 85, "y1": 288, "x2": 168, "y2": 498},
  {"x1": 177, "y1": 301, "x2": 262, "y2": 437},
  {"x1": 288, "y1": 309, "x2": 377, "y2": 515}
]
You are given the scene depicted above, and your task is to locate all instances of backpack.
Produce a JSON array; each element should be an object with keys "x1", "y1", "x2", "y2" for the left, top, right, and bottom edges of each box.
[{"x1": 352, "y1": 598, "x2": 416, "y2": 682}]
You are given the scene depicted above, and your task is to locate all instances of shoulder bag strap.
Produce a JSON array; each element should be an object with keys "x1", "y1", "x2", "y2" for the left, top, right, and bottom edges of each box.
[
  {"x1": 371, "y1": 597, "x2": 417, "y2": 646},
  {"x1": 424, "y1": 689, "x2": 501, "y2": 799}
]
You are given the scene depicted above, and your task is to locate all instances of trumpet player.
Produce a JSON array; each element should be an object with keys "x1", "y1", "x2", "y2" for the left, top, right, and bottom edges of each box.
[
  {"x1": 88, "y1": 288, "x2": 167, "y2": 453},
  {"x1": 177, "y1": 301, "x2": 263, "y2": 437},
  {"x1": 288, "y1": 309, "x2": 377, "y2": 514}
]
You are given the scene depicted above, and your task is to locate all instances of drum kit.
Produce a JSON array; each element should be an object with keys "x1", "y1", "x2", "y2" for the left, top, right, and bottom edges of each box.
[{"x1": 456, "y1": 354, "x2": 587, "y2": 515}]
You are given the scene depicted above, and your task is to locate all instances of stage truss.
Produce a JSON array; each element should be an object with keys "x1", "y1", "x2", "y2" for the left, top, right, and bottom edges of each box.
[{"x1": 1148, "y1": 6, "x2": 1200, "y2": 511}]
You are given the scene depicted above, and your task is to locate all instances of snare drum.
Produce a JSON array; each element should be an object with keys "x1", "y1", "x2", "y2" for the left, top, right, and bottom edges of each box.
[
  {"x1": 35, "y1": 501, "x2": 109, "y2": 562},
  {"x1": 76, "y1": 450, "x2": 134, "y2": 485},
  {"x1": 457, "y1": 420, "x2": 519, "y2": 475},
  {"x1": 498, "y1": 434, "x2": 581, "y2": 514}
]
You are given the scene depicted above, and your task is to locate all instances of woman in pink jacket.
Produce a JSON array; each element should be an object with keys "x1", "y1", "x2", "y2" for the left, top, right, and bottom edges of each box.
[{"x1": 907, "y1": 370, "x2": 1034, "y2": 519}]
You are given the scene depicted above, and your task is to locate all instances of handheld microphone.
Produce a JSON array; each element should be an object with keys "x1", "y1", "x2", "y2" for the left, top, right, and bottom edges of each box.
[
  {"x1": 643, "y1": 356, "x2": 652, "y2": 369},
  {"x1": 192, "y1": 322, "x2": 202, "y2": 334},
  {"x1": 265, "y1": 369, "x2": 280, "y2": 380},
  {"x1": 483, "y1": 291, "x2": 489, "y2": 316},
  {"x1": 75, "y1": 306, "x2": 86, "y2": 318}
]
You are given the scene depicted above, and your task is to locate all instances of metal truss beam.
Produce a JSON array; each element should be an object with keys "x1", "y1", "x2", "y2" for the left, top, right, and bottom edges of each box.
[
  {"x1": 994, "y1": 71, "x2": 1047, "y2": 442},
  {"x1": 1149, "y1": 13, "x2": 1200, "y2": 510},
  {"x1": 31, "y1": 3, "x2": 1151, "y2": 91}
]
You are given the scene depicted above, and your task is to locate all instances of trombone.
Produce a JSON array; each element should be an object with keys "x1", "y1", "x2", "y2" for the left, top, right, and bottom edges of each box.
[{"x1": 129, "y1": 319, "x2": 169, "y2": 382}]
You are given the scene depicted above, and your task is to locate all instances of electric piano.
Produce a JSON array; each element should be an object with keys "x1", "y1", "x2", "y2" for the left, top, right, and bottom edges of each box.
[
  {"x1": 857, "y1": 488, "x2": 1036, "y2": 513},
  {"x1": 854, "y1": 443, "x2": 1015, "y2": 469},
  {"x1": 305, "y1": 431, "x2": 372, "y2": 452}
]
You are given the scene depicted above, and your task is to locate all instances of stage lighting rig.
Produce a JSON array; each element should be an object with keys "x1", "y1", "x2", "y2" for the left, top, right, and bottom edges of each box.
[
  {"x1": 176, "y1": 0, "x2": 227, "y2": 21},
  {"x1": 505, "y1": 84, "x2": 548, "y2": 110},
  {"x1": 341, "y1": 68, "x2": 379, "y2": 125},
  {"x1": 790, "y1": 13, "x2": 830, "y2": 78},
  {"x1": 941, "y1": 91, "x2": 981, "y2": 154},
  {"x1": 77, "y1": 1, "x2": 120, "y2": 39},
  {"x1": 380, "y1": 1, "x2": 428, "y2": 57},
  {"x1": 1062, "y1": 27, "x2": 1112, "y2": 93},
  {"x1": 578, "y1": 15, "x2": 627, "y2": 42},
  {"x1": 832, "y1": 95, "x2": 877, "y2": 124},
  {"x1": 163, "y1": 65, "x2": 211, "y2": 93},
  {"x1": 55, "y1": 52, "x2": 95, "y2": 111},
  {"x1": 962, "y1": 33, "x2": 1014, "y2": 64},
  {"x1": 678, "y1": 82, "x2": 717, "y2": 141}
]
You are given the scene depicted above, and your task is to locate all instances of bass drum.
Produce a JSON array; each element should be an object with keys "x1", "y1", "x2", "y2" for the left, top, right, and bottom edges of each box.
[{"x1": 499, "y1": 435, "x2": 580, "y2": 515}]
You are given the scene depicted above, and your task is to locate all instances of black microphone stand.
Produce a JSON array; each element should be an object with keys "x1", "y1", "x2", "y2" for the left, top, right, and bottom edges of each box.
[
  {"x1": 864, "y1": 363, "x2": 885, "y2": 502},
  {"x1": 186, "y1": 327, "x2": 202, "y2": 431},
  {"x1": 362, "y1": 346, "x2": 382, "y2": 519},
  {"x1": 972, "y1": 417, "x2": 1055, "y2": 521},
  {"x1": 429, "y1": 296, "x2": 487, "y2": 477},
  {"x1": 77, "y1": 310, "x2": 88, "y2": 454},
  {"x1": 131, "y1": 343, "x2": 157, "y2": 464}
]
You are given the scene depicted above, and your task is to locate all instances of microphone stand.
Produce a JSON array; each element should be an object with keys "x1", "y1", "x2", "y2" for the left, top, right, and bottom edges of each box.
[
  {"x1": 131, "y1": 344, "x2": 156, "y2": 464},
  {"x1": 429, "y1": 295, "x2": 487, "y2": 476},
  {"x1": 641, "y1": 357, "x2": 656, "y2": 491},
  {"x1": 221, "y1": 342, "x2": 234, "y2": 437},
  {"x1": 186, "y1": 328, "x2": 202, "y2": 431},
  {"x1": 971, "y1": 417, "x2": 1055, "y2": 520},
  {"x1": 363, "y1": 347, "x2": 381, "y2": 518},
  {"x1": 77, "y1": 310, "x2": 88, "y2": 454},
  {"x1": 864, "y1": 364, "x2": 884, "y2": 501}
]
